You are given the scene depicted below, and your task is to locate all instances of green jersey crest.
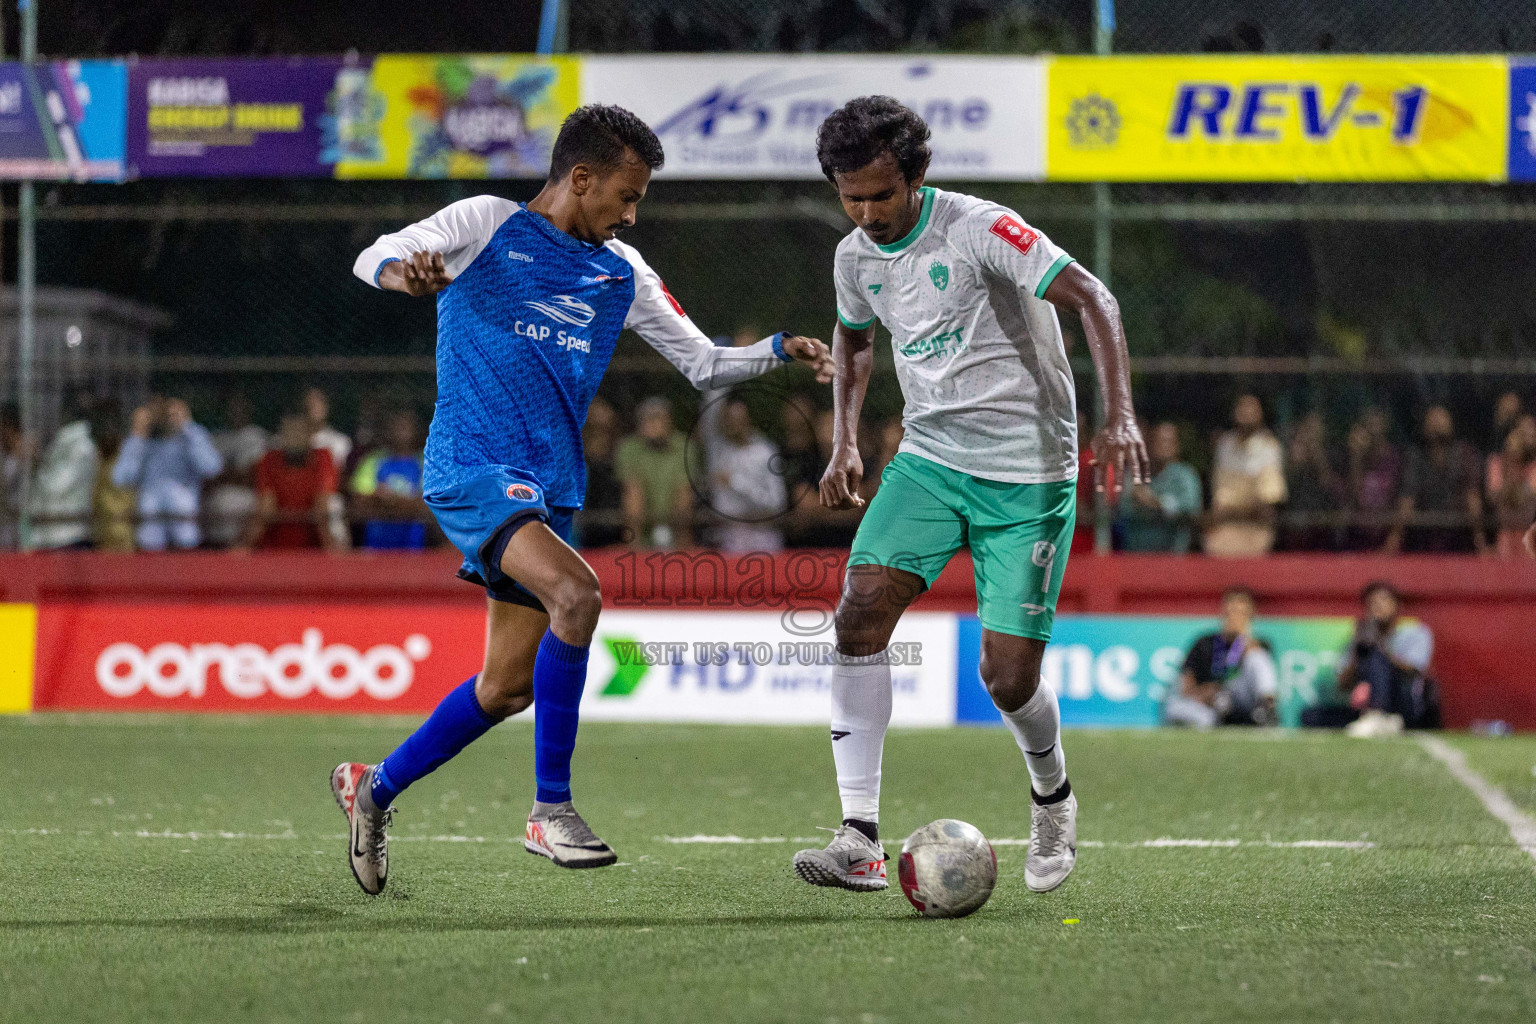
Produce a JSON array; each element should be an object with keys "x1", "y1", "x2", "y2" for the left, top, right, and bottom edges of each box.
[{"x1": 928, "y1": 260, "x2": 949, "y2": 291}]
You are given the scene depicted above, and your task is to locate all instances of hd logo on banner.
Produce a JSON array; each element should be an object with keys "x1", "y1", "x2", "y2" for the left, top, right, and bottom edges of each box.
[
  {"x1": 1048, "y1": 56, "x2": 1507, "y2": 182},
  {"x1": 583, "y1": 612, "x2": 957, "y2": 726}
]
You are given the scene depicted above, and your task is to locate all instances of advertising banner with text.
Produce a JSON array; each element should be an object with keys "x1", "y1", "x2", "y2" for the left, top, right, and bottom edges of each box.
[
  {"x1": 581, "y1": 55, "x2": 1047, "y2": 181},
  {"x1": 581, "y1": 611, "x2": 956, "y2": 726},
  {"x1": 0, "y1": 60, "x2": 125, "y2": 181},
  {"x1": 29, "y1": 604, "x2": 956, "y2": 724},
  {"x1": 956, "y1": 615, "x2": 1354, "y2": 728},
  {"x1": 1048, "y1": 55, "x2": 1506, "y2": 182},
  {"x1": 127, "y1": 57, "x2": 347, "y2": 178}
]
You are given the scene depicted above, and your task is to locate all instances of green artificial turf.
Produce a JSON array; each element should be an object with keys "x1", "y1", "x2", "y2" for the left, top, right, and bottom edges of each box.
[{"x1": 2, "y1": 716, "x2": 1534, "y2": 1023}]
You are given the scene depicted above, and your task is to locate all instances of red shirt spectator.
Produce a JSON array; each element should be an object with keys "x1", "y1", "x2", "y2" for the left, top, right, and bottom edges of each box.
[{"x1": 252, "y1": 447, "x2": 337, "y2": 548}]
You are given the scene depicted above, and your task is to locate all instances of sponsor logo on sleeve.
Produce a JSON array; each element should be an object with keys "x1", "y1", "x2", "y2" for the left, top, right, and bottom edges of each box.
[
  {"x1": 507, "y1": 483, "x2": 538, "y2": 502},
  {"x1": 989, "y1": 214, "x2": 1039, "y2": 255},
  {"x1": 659, "y1": 280, "x2": 686, "y2": 317}
]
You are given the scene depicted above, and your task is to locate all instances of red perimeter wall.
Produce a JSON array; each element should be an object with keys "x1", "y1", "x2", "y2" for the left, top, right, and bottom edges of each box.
[{"x1": 2, "y1": 551, "x2": 1533, "y2": 728}]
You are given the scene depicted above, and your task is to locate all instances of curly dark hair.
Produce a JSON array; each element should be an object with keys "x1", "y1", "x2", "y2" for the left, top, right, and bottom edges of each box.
[
  {"x1": 815, "y1": 96, "x2": 931, "y2": 184},
  {"x1": 548, "y1": 104, "x2": 665, "y2": 182}
]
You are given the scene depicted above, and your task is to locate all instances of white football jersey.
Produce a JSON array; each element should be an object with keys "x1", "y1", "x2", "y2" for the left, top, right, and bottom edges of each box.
[{"x1": 834, "y1": 186, "x2": 1078, "y2": 483}]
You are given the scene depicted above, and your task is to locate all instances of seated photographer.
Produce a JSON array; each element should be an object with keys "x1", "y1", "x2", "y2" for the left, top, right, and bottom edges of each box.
[
  {"x1": 1337, "y1": 581, "x2": 1437, "y2": 737},
  {"x1": 1164, "y1": 587, "x2": 1278, "y2": 729}
]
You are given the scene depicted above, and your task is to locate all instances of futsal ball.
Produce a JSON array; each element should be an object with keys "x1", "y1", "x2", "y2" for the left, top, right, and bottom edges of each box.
[{"x1": 897, "y1": 819, "x2": 997, "y2": 918}]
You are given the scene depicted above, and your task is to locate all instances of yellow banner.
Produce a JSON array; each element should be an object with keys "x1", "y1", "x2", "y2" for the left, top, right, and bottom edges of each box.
[
  {"x1": 1048, "y1": 56, "x2": 1506, "y2": 182},
  {"x1": 0, "y1": 603, "x2": 36, "y2": 714},
  {"x1": 335, "y1": 55, "x2": 579, "y2": 179}
]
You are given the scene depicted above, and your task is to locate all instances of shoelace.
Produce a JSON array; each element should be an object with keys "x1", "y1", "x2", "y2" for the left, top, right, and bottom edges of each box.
[
  {"x1": 364, "y1": 807, "x2": 394, "y2": 856},
  {"x1": 547, "y1": 809, "x2": 602, "y2": 846},
  {"x1": 816, "y1": 824, "x2": 871, "y2": 854},
  {"x1": 1031, "y1": 803, "x2": 1066, "y2": 859}
]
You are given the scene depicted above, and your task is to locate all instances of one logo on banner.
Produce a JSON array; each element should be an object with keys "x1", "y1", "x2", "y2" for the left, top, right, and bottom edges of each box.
[
  {"x1": 601, "y1": 635, "x2": 650, "y2": 697},
  {"x1": 523, "y1": 294, "x2": 595, "y2": 327},
  {"x1": 988, "y1": 215, "x2": 1038, "y2": 255},
  {"x1": 1065, "y1": 93, "x2": 1121, "y2": 147},
  {"x1": 95, "y1": 629, "x2": 432, "y2": 701}
]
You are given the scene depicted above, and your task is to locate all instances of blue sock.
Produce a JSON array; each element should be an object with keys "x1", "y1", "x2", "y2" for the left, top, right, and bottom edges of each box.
[
  {"x1": 371, "y1": 677, "x2": 498, "y2": 806},
  {"x1": 533, "y1": 629, "x2": 590, "y2": 804}
]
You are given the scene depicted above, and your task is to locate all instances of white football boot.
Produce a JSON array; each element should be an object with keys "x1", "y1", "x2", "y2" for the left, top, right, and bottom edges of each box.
[
  {"x1": 793, "y1": 825, "x2": 889, "y2": 891},
  {"x1": 332, "y1": 762, "x2": 392, "y2": 895},
  {"x1": 525, "y1": 802, "x2": 618, "y2": 869},
  {"x1": 1025, "y1": 790, "x2": 1078, "y2": 893},
  {"x1": 1345, "y1": 709, "x2": 1405, "y2": 738}
]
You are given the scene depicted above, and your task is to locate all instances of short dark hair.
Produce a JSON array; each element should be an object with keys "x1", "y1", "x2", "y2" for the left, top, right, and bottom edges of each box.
[
  {"x1": 548, "y1": 105, "x2": 664, "y2": 183},
  {"x1": 1361, "y1": 580, "x2": 1401, "y2": 606},
  {"x1": 1223, "y1": 586, "x2": 1257, "y2": 606},
  {"x1": 815, "y1": 96, "x2": 932, "y2": 184}
]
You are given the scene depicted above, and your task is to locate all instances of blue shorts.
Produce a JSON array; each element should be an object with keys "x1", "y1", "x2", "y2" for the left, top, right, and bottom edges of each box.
[{"x1": 425, "y1": 468, "x2": 576, "y2": 611}]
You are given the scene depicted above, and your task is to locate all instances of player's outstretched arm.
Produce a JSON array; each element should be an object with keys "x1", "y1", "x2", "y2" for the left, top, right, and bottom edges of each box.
[
  {"x1": 610, "y1": 238, "x2": 833, "y2": 388},
  {"x1": 1042, "y1": 262, "x2": 1148, "y2": 496},
  {"x1": 819, "y1": 321, "x2": 876, "y2": 510}
]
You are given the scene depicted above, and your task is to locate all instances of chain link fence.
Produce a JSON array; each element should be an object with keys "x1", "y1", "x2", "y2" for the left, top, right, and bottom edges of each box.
[{"x1": 4, "y1": 174, "x2": 1534, "y2": 552}]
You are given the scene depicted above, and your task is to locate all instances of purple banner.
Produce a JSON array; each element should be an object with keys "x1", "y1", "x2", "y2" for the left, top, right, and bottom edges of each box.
[{"x1": 127, "y1": 57, "x2": 346, "y2": 178}]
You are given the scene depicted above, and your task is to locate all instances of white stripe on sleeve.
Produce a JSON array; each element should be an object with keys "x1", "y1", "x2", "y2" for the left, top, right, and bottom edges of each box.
[
  {"x1": 607, "y1": 238, "x2": 787, "y2": 390},
  {"x1": 353, "y1": 195, "x2": 519, "y2": 288}
]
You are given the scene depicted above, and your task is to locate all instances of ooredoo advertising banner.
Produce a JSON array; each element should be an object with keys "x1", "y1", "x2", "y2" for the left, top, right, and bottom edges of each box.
[
  {"x1": 32, "y1": 603, "x2": 484, "y2": 714},
  {"x1": 1048, "y1": 55, "x2": 1507, "y2": 182},
  {"x1": 127, "y1": 57, "x2": 347, "y2": 178},
  {"x1": 581, "y1": 55, "x2": 1047, "y2": 181},
  {"x1": 0, "y1": 60, "x2": 125, "y2": 181},
  {"x1": 334, "y1": 54, "x2": 579, "y2": 179}
]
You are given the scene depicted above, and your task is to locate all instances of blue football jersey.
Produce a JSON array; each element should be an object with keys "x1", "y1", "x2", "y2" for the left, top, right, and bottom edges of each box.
[{"x1": 355, "y1": 195, "x2": 791, "y2": 509}]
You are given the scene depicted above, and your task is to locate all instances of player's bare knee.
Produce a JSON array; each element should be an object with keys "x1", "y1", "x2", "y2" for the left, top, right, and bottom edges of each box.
[
  {"x1": 474, "y1": 670, "x2": 532, "y2": 719},
  {"x1": 547, "y1": 572, "x2": 603, "y2": 643},
  {"x1": 834, "y1": 599, "x2": 890, "y2": 658},
  {"x1": 980, "y1": 658, "x2": 1040, "y2": 713}
]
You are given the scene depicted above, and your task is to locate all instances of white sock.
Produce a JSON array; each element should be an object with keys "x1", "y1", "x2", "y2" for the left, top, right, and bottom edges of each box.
[
  {"x1": 997, "y1": 684, "x2": 1067, "y2": 797},
  {"x1": 830, "y1": 649, "x2": 893, "y2": 823}
]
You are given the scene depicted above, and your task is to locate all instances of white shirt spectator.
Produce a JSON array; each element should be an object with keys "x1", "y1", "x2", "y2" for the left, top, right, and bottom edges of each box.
[
  {"x1": 708, "y1": 430, "x2": 787, "y2": 552},
  {"x1": 1206, "y1": 429, "x2": 1287, "y2": 557},
  {"x1": 311, "y1": 425, "x2": 352, "y2": 471},
  {"x1": 28, "y1": 419, "x2": 100, "y2": 549}
]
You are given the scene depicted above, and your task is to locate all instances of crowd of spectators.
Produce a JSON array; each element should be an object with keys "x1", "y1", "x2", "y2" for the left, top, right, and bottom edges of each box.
[
  {"x1": 0, "y1": 386, "x2": 432, "y2": 554},
  {"x1": 2, "y1": 377, "x2": 1534, "y2": 559},
  {"x1": 1111, "y1": 391, "x2": 1536, "y2": 559}
]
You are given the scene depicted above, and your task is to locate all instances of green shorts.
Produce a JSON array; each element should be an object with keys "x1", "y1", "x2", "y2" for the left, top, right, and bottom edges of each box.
[{"x1": 850, "y1": 452, "x2": 1076, "y2": 641}]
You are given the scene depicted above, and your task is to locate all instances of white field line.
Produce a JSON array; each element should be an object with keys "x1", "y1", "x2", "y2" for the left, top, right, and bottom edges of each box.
[
  {"x1": 2, "y1": 827, "x2": 1373, "y2": 850},
  {"x1": 1418, "y1": 735, "x2": 1536, "y2": 868},
  {"x1": 657, "y1": 835, "x2": 1373, "y2": 850}
]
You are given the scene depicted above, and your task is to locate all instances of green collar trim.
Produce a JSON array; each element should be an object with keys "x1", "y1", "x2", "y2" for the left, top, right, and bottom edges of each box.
[{"x1": 876, "y1": 186, "x2": 934, "y2": 255}]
